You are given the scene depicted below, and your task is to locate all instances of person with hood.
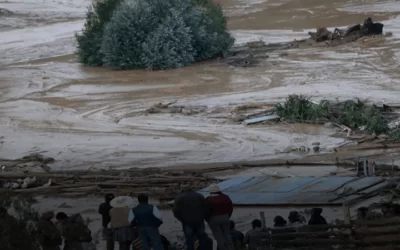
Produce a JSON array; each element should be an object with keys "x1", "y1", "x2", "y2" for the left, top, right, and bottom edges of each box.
[
  {"x1": 173, "y1": 189, "x2": 211, "y2": 250},
  {"x1": 128, "y1": 194, "x2": 163, "y2": 250},
  {"x1": 308, "y1": 208, "x2": 328, "y2": 225},
  {"x1": 110, "y1": 196, "x2": 136, "y2": 250},
  {"x1": 37, "y1": 211, "x2": 63, "y2": 250},
  {"x1": 288, "y1": 211, "x2": 306, "y2": 226},
  {"x1": 99, "y1": 193, "x2": 115, "y2": 250},
  {"x1": 205, "y1": 184, "x2": 234, "y2": 250},
  {"x1": 273, "y1": 216, "x2": 287, "y2": 227}
]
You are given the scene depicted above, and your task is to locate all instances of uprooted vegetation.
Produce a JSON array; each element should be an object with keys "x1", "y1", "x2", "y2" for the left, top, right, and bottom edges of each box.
[{"x1": 275, "y1": 95, "x2": 400, "y2": 140}]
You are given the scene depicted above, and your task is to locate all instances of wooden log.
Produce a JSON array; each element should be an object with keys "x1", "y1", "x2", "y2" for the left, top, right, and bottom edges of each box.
[
  {"x1": 354, "y1": 225, "x2": 400, "y2": 236},
  {"x1": 270, "y1": 231, "x2": 351, "y2": 238},
  {"x1": 354, "y1": 217, "x2": 400, "y2": 227},
  {"x1": 360, "y1": 234, "x2": 400, "y2": 245},
  {"x1": 343, "y1": 204, "x2": 351, "y2": 224},
  {"x1": 260, "y1": 212, "x2": 266, "y2": 228},
  {"x1": 262, "y1": 238, "x2": 358, "y2": 246}
]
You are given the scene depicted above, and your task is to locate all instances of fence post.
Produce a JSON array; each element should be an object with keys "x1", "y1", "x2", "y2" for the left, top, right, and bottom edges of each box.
[
  {"x1": 343, "y1": 204, "x2": 351, "y2": 224},
  {"x1": 260, "y1": 211, "x2": 266, "y2": 228}
]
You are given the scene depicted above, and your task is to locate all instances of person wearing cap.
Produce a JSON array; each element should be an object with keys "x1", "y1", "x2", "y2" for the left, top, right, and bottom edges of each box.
[
  {"x1": 99, "y1": 193, "x2": 115, "y2": 250},
  {"x1": 206, "y1": 183, "x2": 234, "y2": 250},
  {"x1": 37, "y1": 211, "x2": 63, "y2": 250},
  {"x1": 110, "y1": 196, "x2": 137, "y2": 250},
  {"x1": 128, "y1": 194, "x2": 163, "y2": 250},
  {"x1": 173, "y1": 189, "x2": 211, "y2": 250}
]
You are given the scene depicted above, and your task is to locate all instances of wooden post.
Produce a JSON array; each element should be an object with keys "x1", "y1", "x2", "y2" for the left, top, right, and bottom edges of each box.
[
  {"x1": 343, "y1": 204, "x2": 351, "y2": 225},
  {"x1": 260, "y1": 211, "x2": 266, "y2": 228}
]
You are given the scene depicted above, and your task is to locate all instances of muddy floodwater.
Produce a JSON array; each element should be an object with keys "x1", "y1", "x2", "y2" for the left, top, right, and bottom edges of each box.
[{"x1": 1, "y1": 0, "x2": 400, "y2": 170}]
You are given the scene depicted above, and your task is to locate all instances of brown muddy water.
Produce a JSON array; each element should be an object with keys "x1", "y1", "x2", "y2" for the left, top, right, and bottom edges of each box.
[{"x1": 1, "y1": 0, "x2": 400, "y2": 170}]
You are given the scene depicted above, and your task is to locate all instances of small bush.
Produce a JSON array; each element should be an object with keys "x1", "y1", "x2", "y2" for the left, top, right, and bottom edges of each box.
[
  {"x1": 99, "y1": 0, "x2": 234, "y2": 70},
  {"x1": 75, "y1": 0, "x2": 121, "y2": 66}
]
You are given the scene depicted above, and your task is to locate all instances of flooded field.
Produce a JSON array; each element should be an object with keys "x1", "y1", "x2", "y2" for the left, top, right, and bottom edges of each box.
[{"x1": 1, "y1": 0, "x2": 400, "y2": 170}]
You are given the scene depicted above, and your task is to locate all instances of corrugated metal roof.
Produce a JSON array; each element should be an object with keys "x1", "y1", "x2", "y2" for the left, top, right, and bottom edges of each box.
[{"x1": 197, "y1": 176, "x2": 397, "y2": 206}]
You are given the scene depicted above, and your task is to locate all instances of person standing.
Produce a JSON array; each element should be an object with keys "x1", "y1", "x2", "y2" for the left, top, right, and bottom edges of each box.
[
  {"x1": 128, "y1": 194, "x2": 163, "y2": 250},
  {"x1": 173, "y1": 189, "x2": 211, "y2": 250},
  {"x1": 206, "y1": 184, "x2": 234, "y2": 250},
  {"x1": 37, "y1": 211, "x2": 63, "y2": 250},
  {"x1": 110, "y1": 196, "x2": 137, "y2": 250},
  {"x1": 99, "y1": 194, "x2": 115, "y2": 250}
]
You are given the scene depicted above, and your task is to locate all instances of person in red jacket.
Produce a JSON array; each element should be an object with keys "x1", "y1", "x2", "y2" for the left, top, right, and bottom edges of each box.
[{"x1": 206, "y1": 183, "x2": 234, "y2": 250}]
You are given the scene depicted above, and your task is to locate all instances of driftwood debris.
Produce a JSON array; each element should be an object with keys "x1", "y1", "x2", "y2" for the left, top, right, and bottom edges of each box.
[
  {"x1": 308, "y1": 17, "x2": 384, "y2": 44},
  {"x1": 0, "y1": 169, "x2": 216, "y2": 200}
]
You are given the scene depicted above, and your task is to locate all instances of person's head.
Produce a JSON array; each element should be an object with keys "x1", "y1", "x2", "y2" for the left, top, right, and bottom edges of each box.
[
  {"x1": 138, "y1": 194, "x2": 149, "y2": 204},
  {"x1": 251, "y1": 219, "x2": 262, "y2": 229},
  {"x1": 288, "y1": 211, "x2": 300, "y2": 223},
  {"x1": 105, "y1": 193, "x2": 115, "y2": 204},
  {"x1": 0, "y1": 207, "x2": 7, "y2": 218},
  {"x1": 208, "y1": 183, "x2": 221, "y2": 195},
  {"x1": 55, "y1": 212, "x2": 68, "y2": 221},
  {"x1": 311, "y1": 208, "x2": 323, "y2": 216},
  {"x1": 274, "y1": 216, "x2": 287, "y2": 227},
  {"x1": 230, "y1": 220, "x2": 235, "y2": 230},
  {"x1": 357, "y1": 207, "x2": 368, "y2": 220}
]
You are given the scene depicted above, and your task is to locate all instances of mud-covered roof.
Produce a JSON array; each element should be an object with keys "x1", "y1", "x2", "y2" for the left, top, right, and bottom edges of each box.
[{"x1": 198, "y1": 176, "x2": 398, "y2": 207}]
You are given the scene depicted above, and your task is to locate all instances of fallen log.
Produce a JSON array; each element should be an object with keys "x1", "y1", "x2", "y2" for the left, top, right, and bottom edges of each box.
[
  {"x1": 354, "y1": 225, "x2": 400, "y2": 236},
  {"x1": 360, "y1": 234, "x2": 400, "y2": 245},
  {"x1": 353, "y1": 217, "x2": 400, "y2": 227},
  {"x1": 262, "y1": 238, "x2": 358, "y2": 246}
]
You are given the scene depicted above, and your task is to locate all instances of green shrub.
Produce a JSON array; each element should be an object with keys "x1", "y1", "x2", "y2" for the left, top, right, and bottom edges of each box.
[
  {"x1": 75, "y1": 0, "x2": 121, "y2": 66},
  {"x1": 99, "y1": 0, "x2": 234, "y2": 70},
  {"x1": 275, "y1": 95, "x2": 393, "y2": 138}
]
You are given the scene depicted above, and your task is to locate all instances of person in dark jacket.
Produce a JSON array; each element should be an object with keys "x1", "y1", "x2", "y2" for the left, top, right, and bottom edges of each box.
[
  {"x1": 273, "y1": 216, "x2": 287, "y2": 227},
  {"x1": 99, "y1": 193, "x2": 115, "y2": 250},
  {"x1": 37, "y1": 211, "x2": 63, "y2": 250},
  {"x1": 173, "y1": 190, "x2": 211, "y2": 250},
  {"x1": 229, "y1": 220, "x2": 244, "y2": 249},
  {"x1": 129, "y1": 194, "x2": 163, "y2": 250},
  {"x1": 206, "y1": 184, "x2": 234, "y2": 250},
  {"x1": 160, "y1": 235, "x2": 170, "y2": 250},
  {"x1": 308, "y1": 208, "x2": 328, "y2": 225},
  {"x1": 288, "y1": 211, "x2": 306, "y2": 226}
]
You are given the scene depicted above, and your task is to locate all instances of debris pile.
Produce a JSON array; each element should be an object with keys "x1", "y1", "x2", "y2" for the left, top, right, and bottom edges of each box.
[
  {"x1": 0, "y1": 168, "x2": 216, "y2": 202},
  {"x1": 144, "y1": 101, "x2": 207, "y2": 116},
  {"x1": 274, "y1": 95, "x2": 400, "y2": 139},
  {"x1": 308, "y1": 17, "x2": 384, "y2": 43}
]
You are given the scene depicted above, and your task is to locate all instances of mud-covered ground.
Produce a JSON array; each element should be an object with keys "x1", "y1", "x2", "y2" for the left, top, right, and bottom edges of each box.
[{"x1": 1, "y1": 0, "x2": 400, "y2": 171}]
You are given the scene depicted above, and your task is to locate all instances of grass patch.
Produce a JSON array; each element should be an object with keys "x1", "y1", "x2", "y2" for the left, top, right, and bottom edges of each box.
[{"x1": 275, "y1": 95, "x2": 399, "y2": 139}]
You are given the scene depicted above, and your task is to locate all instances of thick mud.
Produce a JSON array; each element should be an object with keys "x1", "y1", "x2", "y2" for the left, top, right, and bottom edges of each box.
[{"x1": 1, "y1": 0, "x2": 400, "y2": 170}]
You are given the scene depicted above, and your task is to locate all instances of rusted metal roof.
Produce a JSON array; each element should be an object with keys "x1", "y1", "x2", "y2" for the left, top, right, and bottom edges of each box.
[{"x1": 197, "y1": 176, "x2": 398, "y2": 206}]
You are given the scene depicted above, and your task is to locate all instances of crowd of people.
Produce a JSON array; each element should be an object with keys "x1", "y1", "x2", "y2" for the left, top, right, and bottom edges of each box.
[
  {"x1": 5, "y1": 182, "x2": 398, "y2": 250},
  {"x1": 98, "y1": 183, "x2": 330, "y2": 250}
]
